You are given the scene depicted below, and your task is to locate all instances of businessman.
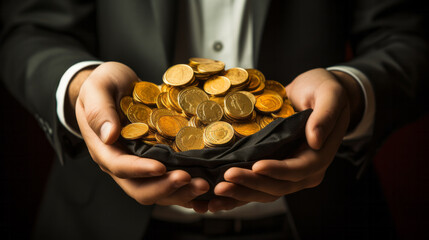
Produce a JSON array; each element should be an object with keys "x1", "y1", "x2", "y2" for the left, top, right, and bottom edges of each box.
[{"x1": 1, "y1": 0, "x2": 428, "y2": 239}]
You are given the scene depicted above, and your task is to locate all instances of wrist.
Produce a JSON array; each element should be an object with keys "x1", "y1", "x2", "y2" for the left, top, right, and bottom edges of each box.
[
  {"x1": 65, "y1": 67, "x2": 96, "y2": 131},
  {"x1": 329, "y1": 70, "x2": 364, "y2": 132}
]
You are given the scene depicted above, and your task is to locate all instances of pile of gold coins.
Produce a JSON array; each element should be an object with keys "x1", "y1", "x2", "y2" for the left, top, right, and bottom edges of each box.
[{"x1": 119, "y1": 58, "x2": 295, "y2": 152}]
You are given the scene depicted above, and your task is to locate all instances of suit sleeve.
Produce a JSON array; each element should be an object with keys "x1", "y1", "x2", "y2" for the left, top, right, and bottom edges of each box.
[
  {"x1": 343, "y1": 0, "x2": 429, "y2": 145},
  {"x1": 0, "y1": 0, "x2": 99, "y2": 163}
]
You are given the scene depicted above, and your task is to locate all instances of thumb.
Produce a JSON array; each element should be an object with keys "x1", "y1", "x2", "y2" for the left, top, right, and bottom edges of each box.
[
  {"x1": 306, "y1": 82, "x2": 347, "y2": 150},
  {"x1": 79, "y1": 81, "x2": 121, "y2": 144}
]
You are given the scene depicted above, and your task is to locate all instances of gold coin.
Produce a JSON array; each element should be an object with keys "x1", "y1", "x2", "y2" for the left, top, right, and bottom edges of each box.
[
  {"x1": 237, "y1": 91, "x2": 256, "y2": 106},
  {"x1": 142, "y1": 130, "x2": 156, "y2": 141},
  {"x1": 149, "y1": 108, "x2": 177, "y2": 130},
  {"x1": 120, "y1": 96, "x2": 134, "y2": 115},
  {"x1": 246, "y1": 69, "x2": 266, "y2": 84},
  {"x1": 255, "y1": 90, "x2": 283, "y2": 113},
  {"x1": 196, "y1": 100, "x2": 224, "y2": 125},
  {"x1": 167, "y1": 86, "x2": 183, "y2": 112},
  {"x1": 197, "y1": 61, "x2": 225, "y2": 74},
  {"x1": 224, "y1": 92, "x2": 254, "y2": 119},
  {"x1": 203, "y1": 76, "x2": 231, "y2": 95},
  {"x1": 121, "y1": 123, "x2": 149, "y2": 140},
  {"x1": 223, "y1": 67, "x2": 249, "y2": 87},
  {"x1": 232, "y1": 121, "x2": 261, "y2": 137},
  {"x1": 175, "y1": 126, "x2": 205, "y2": 151},
  {"x1": 204, "y1": 121, "x2": 235, "y2": 147},
  {"x1": 189, "y1": 57, "x2": 218, "y2": 67},
  {"x1": 246, "y1": 72, "x2": 262, "y2": 91},
  {"x1": 178, "y1": 87, "x2": 209, "y2": 116},
  {"x1": 156, "y1": 115, "x2": 188, "y2": 139},
  {"x1": 272, "y1": 102, "x2": 296, "y2": 118},
  {"x1": 163, "y1": 64, "x2": 195, "y2": 86},
  {"x1": 156, "y1": 92, "x2": 167, "y2": 108},
  {"x1": 161, "y1": 84, "x2": 170, "y2": 92},
  {"x1": 265, "y1": 80, "x2": 286, "y2": 99},
  {"x1": 155, "y1": 132, "x2": 172, "y2": 145},
  {"x1": 127, "y1": 103, "x2": 152, "y2": 124},
  {"x1": 258, "y1": 115, "x2": 275, "y2": 128},
  {"x1": 143, "y1": 140, "x2": 158, "y2": 146},
  {"x1": 249, "y1": 80, "x2": 265, "y2": 95},
  {"x1": 133, "y1": 81, "x2": 161, "y2": 106}
]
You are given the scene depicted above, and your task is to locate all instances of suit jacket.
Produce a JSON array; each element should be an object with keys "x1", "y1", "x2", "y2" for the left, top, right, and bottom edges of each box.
[{"x1": 0, "y1": 0, "x2": 428, "y2": 239}]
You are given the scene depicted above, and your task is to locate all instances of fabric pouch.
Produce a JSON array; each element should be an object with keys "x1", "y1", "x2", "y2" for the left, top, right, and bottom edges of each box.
[{"x1": 121, "y1": 109, "x2": 312, "y2": 200}]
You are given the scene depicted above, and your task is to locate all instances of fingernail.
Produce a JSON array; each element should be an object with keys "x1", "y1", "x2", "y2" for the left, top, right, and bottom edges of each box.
[{"x1": 100, "y1": 122, "x2": 112, "y2": 143}]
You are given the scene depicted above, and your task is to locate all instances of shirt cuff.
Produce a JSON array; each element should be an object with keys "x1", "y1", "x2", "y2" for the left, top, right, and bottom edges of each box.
[
  {"x1": 327, "y1": 66, "x2": 376, "y2": 140},
  {"x1": 56, "y1": 61, "x2": 104, "y2": 139}
]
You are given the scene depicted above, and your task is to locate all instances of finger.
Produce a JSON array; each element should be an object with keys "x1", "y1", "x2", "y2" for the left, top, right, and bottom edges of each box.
[
  {"x1": 306, "y1": 80, "x2": 347, "y2": 149},
  {"x1": 214, "y1": 181, "x2": 279, "y2": 203},
  {"x1": 191, "y1": 200, "x2": 209, "y2": 213},
  {"x1": 224, "y1": 167, "x2": 324, "y2": 196},
  {"x1": 208, "y1": 197, "x2": 248, "y2": 213},
  {"x1": 253, "y1": 108, "x2": 350, "y2": 182},
  {"x1": 113, "y1": 170, "x2": 191, "y2": 205},
  {"x1": 252, "y1": 154, "x2": 322, "y2": 182},
  {"x1": 156, "y1": 178, "x2": 210, "y2": 206},
  {"x1": 78, "y1": 80, "x2": 121, "y2": 144},
  {"x1": 76, "y1": 103, "x2": 166, "y2": 178}
]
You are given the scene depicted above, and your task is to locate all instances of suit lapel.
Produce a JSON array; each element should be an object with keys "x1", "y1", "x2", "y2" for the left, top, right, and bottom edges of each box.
[{"x1": 251, "y1": 0, "x2": 271, "y2": 67}]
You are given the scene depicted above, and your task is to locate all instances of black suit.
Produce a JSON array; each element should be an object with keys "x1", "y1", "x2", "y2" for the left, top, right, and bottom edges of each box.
[{"x1": 0, "y1": 0, "x2": 428, "y2": 239}]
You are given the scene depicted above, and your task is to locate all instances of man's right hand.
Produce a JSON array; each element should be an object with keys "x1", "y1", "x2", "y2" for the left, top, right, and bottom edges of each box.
[{"x1": 68, "y1": 62, "x2": 210, "y2": 211}]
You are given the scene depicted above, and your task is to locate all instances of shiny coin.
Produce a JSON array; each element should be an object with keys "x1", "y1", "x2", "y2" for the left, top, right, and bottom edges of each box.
[
  {"x1": 223, "y1": 67, "x2": 249, "y2": 87},
  {"x1": 163, "y1": 64, "x2": 195, "y2": 86},
  {"x1": 133, "y1": 81, "x2": 161, "y2": 106},
  {"x1": 197, "y1": 61, "x2": 225, "y2": 74},
  {"x1": 265, "y1": 80, "x2": 287, "y2": 99},
  {"x1": 204, "y1": 121, "x2": 235, "y2": 147},
  {"x1": 232, "y1": 121, "x2": 261, "y2": 138},
  {"x1": 120, "y1": 96, "x2": 134, "y2": 115},
  {"x1": 156, "y1": 115, "x2": 188, "y2": 139},
  {"x1": 247, "y1": 72, "x2": 262, "y2": 91},
  {"x1": 196, "y1": 100, "x2": 224, "y2": 125},
  {"x1": 246, "y1": 69, "x2": 266, "y2": 84},
  {"x1": 156, "y1": 92, "x2": 167, "y2": 108},
  {"x1": 178, "y1": 87, "x2": 209, "y2": 116},
  {"x1": 175, "y1": 126, "x2": 205, "y2": 151},
  {"x1": 189, "y1": 57, "x2": 218, "y2": 67},
  {"x1": 237, "y1": 91, "x2": 256, "y2": 106},
  {"x1": 149, "y1": 108, "x2": 177, "y2": 130},
  {"x1": 272, "y1": 102, "x2": 295, "y2": 118},
  {"x1": 255, "y1": 90, "x2": 283, "y2": 113},
  {"x1": 203, "y1": 76, "x2": 231, "y2": 96},
  {"x1": 121, "y1": 123, "x2": 149, "y2": 140},
  {"x1": 258, "y1": 115, "x2": 275, "y2": 128},
  {"x1": 127, "y1": 103, "x2": 152, "y2": 124},
  {"x1": 224, "y1": 92, "x2": 254, "y2": 119},
  {"x1": 167, "y1": 86, "x2": 183, "y2": 112}
]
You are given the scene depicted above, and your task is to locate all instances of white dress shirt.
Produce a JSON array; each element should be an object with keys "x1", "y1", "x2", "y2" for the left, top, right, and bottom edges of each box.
[{"x1": 55, "y1": 0, "x2": 375, "y2": 221}]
